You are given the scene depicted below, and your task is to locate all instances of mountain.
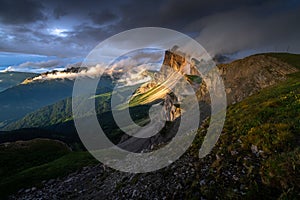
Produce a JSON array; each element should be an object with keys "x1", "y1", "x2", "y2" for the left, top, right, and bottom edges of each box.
[
  {"x1": 8, "y1": 52, "x2": 300, "y2": 199},
  {"x1": 0, "y1": 71, "x2": 37, "y2": 92},
  {"x1": 216, "y1": 54, "x2": 298, "y2": 104},
  {"x1": 4, "y1": 52, "x2": 299, "y2": 149},
  {"x1": 0, "y1": 79, "x2": 75, "y2": 126},
  {"x1": 0, "y1": 52, "x2": 299, "y2": 199},
  {"x1": 3, "y1": 50, "x2": 208, "y2": 150},
  {"x1": 0, "y1": 74, "x2": 114, "y2": 128},
  {"x1": 1, "y1": 97, "x2": 152, "y2": 146},
  {"x1": 129, "y1": 50, "x2": 298, "y2": 106}
]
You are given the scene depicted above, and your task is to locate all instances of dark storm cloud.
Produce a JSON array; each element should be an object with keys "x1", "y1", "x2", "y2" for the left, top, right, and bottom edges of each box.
[
  {"x1": 53, "y1": 7, "x2": 68, "y2": 20},
  {"x1": 0, "y1": 0, "x2": 46, "y2": 24},
  {"x1": 158, "y1": 0, "x2": 268, "y2": 26},
  {"x1": 0, "y1": 0, "x2": 299, "y2": 58},
  {"x1": 191, "y1": 1, "x2": 300, "y2": 55},
  {"x1": 89, "y1": 10, "x2": 119, "y2": 25},
  {"x1": 65, "y1": 23, "x2": 113, "y2": 48},
  {"x1": 115, "y1": 0, "x2": 273, "y2": 30}
]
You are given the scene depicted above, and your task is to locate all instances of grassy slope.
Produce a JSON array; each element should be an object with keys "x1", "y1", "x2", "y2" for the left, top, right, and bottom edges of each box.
[
  {"x1": 265, "y1": 53, "x2": 300, "y2": 68},
  {"x1": 3, "y1": 85, "x2": 152, "y2": 145},
  {"x1": 0, "y1": 139, "x2": 97, "y2": 197},
  {"x1": 4, "y1": 84, "x2": 139, "y2": 131},
  {"x1": 0, "y1": 139, "x2": 72, "y2": 196},
  {"x1": 0, "y1": 152, "x2": 97, "y2": 197},
  {"x1": 188, "y1": 53, "x2": 300, "y2": 199},
  {"x1": 0, "y1": 139, "x2": 70, "y2": 179}
]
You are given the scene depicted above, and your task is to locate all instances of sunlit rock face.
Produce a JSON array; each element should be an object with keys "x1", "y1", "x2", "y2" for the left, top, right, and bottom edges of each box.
[
  {"x1": 131, "y1": 49, "x2": 198, "y2": 122},
  {"x1": 160, "y1": 50, "x2": 189, "y2": 75}
]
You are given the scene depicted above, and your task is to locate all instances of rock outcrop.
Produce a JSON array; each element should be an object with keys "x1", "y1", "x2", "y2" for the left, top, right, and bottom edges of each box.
[
  {"x1": 216, "y1": 54, "x2": 298, "y2": 104},
  {"x1": 132, "y1": 49, "x2": 198, "y2": 122},
  {"x1": 160, "y1": 50, "x2": 189, "y2": 75}
]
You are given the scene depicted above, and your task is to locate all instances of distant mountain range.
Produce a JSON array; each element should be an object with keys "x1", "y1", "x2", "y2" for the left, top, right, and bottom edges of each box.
[
  {"x1": 0, "y1": 71, "x2": 37, "y2": 92},
  {"x1": 0, "y1": 73, "x2": 114, "y2": 129},
  {"x1": 0, "y1": 79, "x2": 75, "y2": 126}
]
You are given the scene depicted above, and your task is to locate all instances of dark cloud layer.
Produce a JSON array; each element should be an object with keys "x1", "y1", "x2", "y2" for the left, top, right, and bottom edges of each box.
[
  {"x1": 0, "y1": 0, "x2": 299, "y2": 58},
  {"x1": 0, "y1": 0, "x2": 45, "y2": 24},
  {"x1": 89, "y1": 10, "x2": 119, "y2": 25}
]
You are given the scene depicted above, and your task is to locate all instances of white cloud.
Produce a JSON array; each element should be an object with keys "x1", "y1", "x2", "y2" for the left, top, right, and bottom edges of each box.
[
  {"x1": 0, "y1": 66, "x2": 13, "y2": 72},
  {"x1": 49, "y1": 28, "x2": 69, "y2": 37},
  {"x1": 22, "y1": 64, "x2": 105, "y2": 84},
  {"x1": 0, "y1": 59, "x2": 69, "y2": 73}
]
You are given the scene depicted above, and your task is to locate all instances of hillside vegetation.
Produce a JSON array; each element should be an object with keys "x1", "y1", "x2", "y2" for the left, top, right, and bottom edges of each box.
[
  {"x1": 265, "y1": 53, "x2": 300, "y2": 69},
  {"x1": 0, "y1": 139, "x2": 76, "y2": 196},
  {"x1": 188, "y1": 53, "x2": 300, "y2": 198},
  {"x1": 0, "y1": 72, "x2": 37, "y2": 92},
  {"x1": 189, "y1": 73, "x2": 300, "y2": 198}
]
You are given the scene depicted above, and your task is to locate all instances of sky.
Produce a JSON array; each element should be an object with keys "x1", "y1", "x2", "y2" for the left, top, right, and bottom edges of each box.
[{"x1": 0, "y1": 0, "x2": 300, "y2": 72}]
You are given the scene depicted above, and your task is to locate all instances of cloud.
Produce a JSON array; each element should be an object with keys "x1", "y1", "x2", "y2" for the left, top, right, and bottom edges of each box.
[
  {"x1": 0, "y1": 0, "x2": 299, "y2": 59},
  {"x1": 1, "y1": 59, "x2": 64, "y2": 72},
  {"x1": 159, "y1": 0, "x2": 257, "y2": 25},
  {"x1": 21, "y1": 49, "x2": 163, "y2": 84},
  {"x1": 17, "y1": 60, "x2": 61, "y2": 68},
  {"x1": 89, "y1": 10, "x2": 119, "y2": 25},
  {"x1": 53, "y1": 7, "x2": 68, "y2": 20},
  {"x1": 0, "y1": 0, "x2": 46, "y2": 24},
  {"x1": 192, "y1": 2, "x2": 300, "y2": 56},
  {"x1": 22, "y1": 64, "x2": 106, "y2": 84}
]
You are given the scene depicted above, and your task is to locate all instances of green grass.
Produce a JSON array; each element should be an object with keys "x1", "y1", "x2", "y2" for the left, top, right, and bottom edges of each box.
[
  {"x1": 260, "y1": 147, "x2": 300, "y2": 194},
  {"x1": 185, "y1": 74, "x2": 202, "y2": 84},
  {"x1": 0, "y1": 139, "x2": 70, "y2": 180},
  {"x1": 189, "y1": 70, "x2": 300, "y2": 198},
  {"x1": 5, "y1": 94, "x2": 112, "y2": 131},
  {"x1": 89, "y1": 91, "x2": 112, "y2": 99},
  {"x1": 0, "y1": 139, "x2": 98, "y2": 198},
  {"x1": 128, "y1": 84, "x2": 164, "y2": 108},
  {"x1": 265, "y1": 53, "x2": 300, "y2": 69}
]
